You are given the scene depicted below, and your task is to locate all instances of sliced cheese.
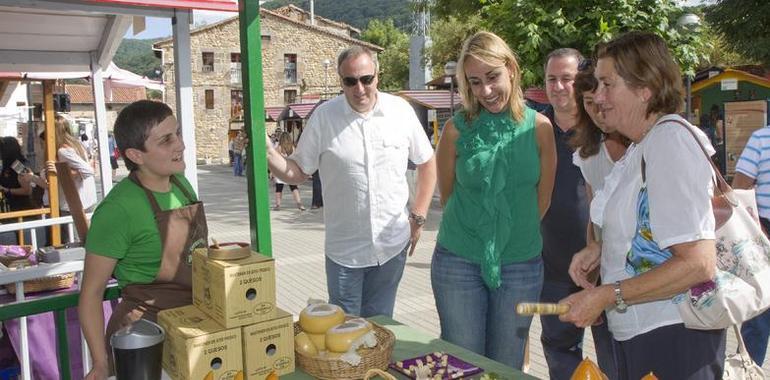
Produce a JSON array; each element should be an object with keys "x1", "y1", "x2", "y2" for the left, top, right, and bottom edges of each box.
[
  {"x1": 294, "y1": 332, "x2": 318, "y2": 356},
  {"x1": 325, "y1": 319, "x2": 372, "y2": 353},
  {"x1": 307, "y1": 332, "x2": 326, "y2": 352},
  {"x1": 298, "y1": 303, "x2": 345, "y2": 334}
]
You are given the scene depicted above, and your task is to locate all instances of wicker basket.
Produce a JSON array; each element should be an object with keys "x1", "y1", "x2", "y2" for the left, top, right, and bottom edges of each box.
[
  {"x1": 0, "y1": 245, "x2": 33, "y2": 267},
  {"x1": 3, "y1": 259, "x2": 76, "y2": 294},
  {"x1": 294, "y1": 318, "x2": 395, "y2": 380}
]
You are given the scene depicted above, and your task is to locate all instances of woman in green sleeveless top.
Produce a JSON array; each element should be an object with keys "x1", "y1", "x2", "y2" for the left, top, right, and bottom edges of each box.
[{"x1": 432, "y1": 31, "x2": 556, "y2": 369}]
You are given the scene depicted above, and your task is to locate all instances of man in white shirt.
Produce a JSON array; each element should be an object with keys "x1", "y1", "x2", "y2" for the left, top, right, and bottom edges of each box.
[{"x1": 267, "y1": 46, "x2": 437, "y2": 317}]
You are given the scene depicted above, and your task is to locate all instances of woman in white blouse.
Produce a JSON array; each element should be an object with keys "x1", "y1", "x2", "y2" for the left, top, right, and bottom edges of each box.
[
  {"x1": 54, "y1": 115, "x2": 97, "y2": 212},
  {"x1": 559, "y1": 32, "x2": 725, "y2": 379}
]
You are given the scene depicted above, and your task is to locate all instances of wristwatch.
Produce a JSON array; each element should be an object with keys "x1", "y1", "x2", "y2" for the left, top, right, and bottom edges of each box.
[
  {"x1": 409, "y1": 212, "x2": 426, "y2": 227},
  {"x1": 614, "y1": 281, "x2": 628, "y2": 313}
]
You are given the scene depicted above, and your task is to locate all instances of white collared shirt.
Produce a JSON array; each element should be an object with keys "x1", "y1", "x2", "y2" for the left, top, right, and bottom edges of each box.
[{"x1": 291, "y1": 92, "x2": 434, "y2": 267}]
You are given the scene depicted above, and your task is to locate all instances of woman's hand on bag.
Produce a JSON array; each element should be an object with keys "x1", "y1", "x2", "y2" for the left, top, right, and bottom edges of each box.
[
  {"x1": 569, "y1": 242, "x2": 601, "y2": 289},
  {"x1": 559, "y1": 285, "x2": 613, "y2": 328}
]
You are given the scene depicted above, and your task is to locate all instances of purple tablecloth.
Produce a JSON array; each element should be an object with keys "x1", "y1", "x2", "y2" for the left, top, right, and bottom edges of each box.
[{"x1": 0, "y1": 286, "x2": 115, "y2": 379}]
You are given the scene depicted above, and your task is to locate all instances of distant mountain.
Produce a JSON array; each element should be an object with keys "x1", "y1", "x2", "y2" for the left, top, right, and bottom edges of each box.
[
  {"x1": 113, "y1": 39, "x2": 162, "y2": 79},
  {"x1": 262, "y1": 0, "x2": 413, "y2": 31}
]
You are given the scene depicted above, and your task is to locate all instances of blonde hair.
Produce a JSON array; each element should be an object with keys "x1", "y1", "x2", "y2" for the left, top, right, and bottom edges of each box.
[
  {"x1": 54, "y1": 114, "x2": 88, "y2": 161},
  {"x1": 456, "y1": 31, "x2": 525, "y2": 122},
  {"x1": 278, "y1": 132, "x2": 294, "y2": 156}
]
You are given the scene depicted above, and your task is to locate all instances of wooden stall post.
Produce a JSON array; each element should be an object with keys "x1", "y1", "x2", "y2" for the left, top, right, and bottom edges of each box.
[{"x1": 43, "y1": 80, "x2": 61, "y2": 246}]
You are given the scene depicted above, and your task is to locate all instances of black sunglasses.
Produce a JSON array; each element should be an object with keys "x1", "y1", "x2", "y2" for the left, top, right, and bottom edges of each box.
[
  {"x1": 578, "y1": 58, "x2": 594, "y2": 72},
  {"x1": 342, "y1": 74, "x2": 376, "y2": 87}
]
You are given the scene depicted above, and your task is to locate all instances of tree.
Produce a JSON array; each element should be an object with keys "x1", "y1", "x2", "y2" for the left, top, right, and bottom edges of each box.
[
  {"x1": 426, "y1": 15, "x2": 481, "y2": 78},
  {"x1": 360, "y1": 19, "x2": 410, "y2": 91},
  {"x1": 704, "y1": 0, "x2": 770, "y2": 66},
  {"x1": 433, "y1": 0, "x2": 711, "y2": 87}
]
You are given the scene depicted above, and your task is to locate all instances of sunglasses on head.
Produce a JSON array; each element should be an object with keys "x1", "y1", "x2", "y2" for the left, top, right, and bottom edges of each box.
[
  {"x1": 578, "y1": 58, "x2": 594, "y2": 72},
  {"x1": 342, "y1": 74, "x2": 376, "y2": 87}
]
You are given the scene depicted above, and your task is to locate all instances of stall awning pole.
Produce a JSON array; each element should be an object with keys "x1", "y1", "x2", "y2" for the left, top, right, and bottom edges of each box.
[
  {"x1": 91, "y1": 54, "x2": 113, "y2": 196},
  {"x1": 172, "y1": 9, "x2": 199, "y2": 194},
  {"x1": 239, "y1": 0, "x2": 272, "y2": 256}
]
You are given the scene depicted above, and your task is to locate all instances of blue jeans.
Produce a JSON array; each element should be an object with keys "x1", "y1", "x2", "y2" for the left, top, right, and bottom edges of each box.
[
  {"x1": 741, "y1": 308, "x2": 770, "y2": 365},
  {"x1": 540, "y1": 280, "x2": 619, "y2": 380},
  {"x1": 233, "y1": 153, "x2": 243, "y2": 176},
  {"x1": 325, "y1": 246, "x2": 407, "y2": 318},
  {"x1": 430, "y1": 243, "x2": 543, "y2": 369}
]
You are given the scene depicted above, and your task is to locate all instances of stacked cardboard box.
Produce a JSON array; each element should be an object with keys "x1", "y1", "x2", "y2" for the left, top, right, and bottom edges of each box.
[{"x1": 158, "y1": 248, "x2": 295, "y2": 380}]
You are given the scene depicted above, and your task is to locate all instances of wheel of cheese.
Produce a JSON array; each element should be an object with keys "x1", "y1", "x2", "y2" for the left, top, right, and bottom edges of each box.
[
  {"x1": 307, "y1": 333, "x2": 326, "y2": 352},
  {"x1": 298, "y1": 303, "x2": 345, "y2": 334},
  {"x1": 325, "y1": 319, "x2": 372, "y2": 353},
  {"x1": 294, "y1": 332, "x2": 318, "y2": 356}
]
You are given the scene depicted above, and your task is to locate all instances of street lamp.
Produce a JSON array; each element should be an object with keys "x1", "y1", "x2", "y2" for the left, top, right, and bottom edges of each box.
[
  {"x1": 444, "y1": 61, "x2": 457, "y2": 116},
  {"x1": 322, "y1": 59, "x2": 331, "y2": 98},
  {"x1": 677, "y1": 13, "x2": 701, "y2": 123}
]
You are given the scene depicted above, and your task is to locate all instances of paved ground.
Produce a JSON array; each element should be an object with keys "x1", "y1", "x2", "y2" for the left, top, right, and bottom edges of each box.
[{"x1": 135, "y1": 163, "x2": 766, "y2": 379}]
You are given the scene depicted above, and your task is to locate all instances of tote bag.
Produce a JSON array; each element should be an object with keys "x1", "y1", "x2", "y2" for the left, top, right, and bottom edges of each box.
[{"x1": 644, "y1": 119, "x2": 770, "y2": 330}]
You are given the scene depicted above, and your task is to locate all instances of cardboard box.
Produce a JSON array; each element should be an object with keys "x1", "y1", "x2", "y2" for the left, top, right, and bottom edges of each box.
[
  {"x1": 242, "y1": 308, "x2": 295, "y2": 379},
  {"x1": 192, "y1": 249, "x2": 277, "y2": 328},
  {"x1": 158, "y1": 305, "x2": 243, "y2": 380}
]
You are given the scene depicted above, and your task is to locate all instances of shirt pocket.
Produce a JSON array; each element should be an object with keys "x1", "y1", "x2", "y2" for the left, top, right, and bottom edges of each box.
[{"x1": 381, "y1": 135, "x2": 409, "y2": 177}]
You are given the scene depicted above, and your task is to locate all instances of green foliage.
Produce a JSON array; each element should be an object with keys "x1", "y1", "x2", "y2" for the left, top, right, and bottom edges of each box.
[
  {"x1": 426, "y1": 15, "x2": 481, "y2": 78},
  {"x1": 360, "y1": 19, "x2": 410, "y2": 91},
  {"x1": 433, "y1": 0, "x2": 711, "y2": 87},
  {"x1": 705, "y1": 0, "x2": 770, "y2": 66},
  {"x1": 262, "y1": 0, "x2": 412, "y2": 30},
  {"x1": 114, "y1": 39, "x2": 162, "y2": 79}
]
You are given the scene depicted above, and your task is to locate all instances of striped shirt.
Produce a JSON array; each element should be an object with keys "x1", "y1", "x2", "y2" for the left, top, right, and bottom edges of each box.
[{"x1": 735, "y1": 125, "x2": 770, "y2": 219}]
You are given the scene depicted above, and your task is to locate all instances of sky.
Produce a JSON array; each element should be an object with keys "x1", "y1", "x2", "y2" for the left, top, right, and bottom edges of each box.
[{"x1": 123, "y1": 1, "x2": 715, "y2": 40}]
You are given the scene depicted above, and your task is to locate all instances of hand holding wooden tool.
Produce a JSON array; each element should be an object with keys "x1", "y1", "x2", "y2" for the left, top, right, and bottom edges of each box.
[{"x1": 516, "y1": 302, "x2": 570, "y2": 316}]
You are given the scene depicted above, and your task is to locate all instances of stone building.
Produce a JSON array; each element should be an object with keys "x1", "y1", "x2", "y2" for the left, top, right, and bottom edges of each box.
[{"x1": 153, "y1": 5, "x2": 382, "y2": 163}]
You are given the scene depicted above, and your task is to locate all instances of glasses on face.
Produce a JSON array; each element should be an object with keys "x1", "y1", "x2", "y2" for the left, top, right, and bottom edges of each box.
[
  {"x1": 342, "y1": 74, "x2": 375, "y2": 87},
  {"x1": 578, "y1": 58, "x2": 594, "y2": 72}
]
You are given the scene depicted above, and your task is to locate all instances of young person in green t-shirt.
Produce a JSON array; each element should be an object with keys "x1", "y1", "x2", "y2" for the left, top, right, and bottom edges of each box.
[{"x1": 78, "y1": 100, "x2": 208, "y2": 380}]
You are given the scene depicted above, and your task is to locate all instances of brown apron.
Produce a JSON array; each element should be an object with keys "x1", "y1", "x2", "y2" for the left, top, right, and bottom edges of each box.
[{"x1": 104, "y1": 174, "x2": 208, "y2": 345}]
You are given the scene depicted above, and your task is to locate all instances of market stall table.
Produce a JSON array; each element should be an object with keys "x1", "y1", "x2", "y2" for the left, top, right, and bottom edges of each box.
[{"x1": 283, "y1": 315, "x2": 539, "y2": 379}]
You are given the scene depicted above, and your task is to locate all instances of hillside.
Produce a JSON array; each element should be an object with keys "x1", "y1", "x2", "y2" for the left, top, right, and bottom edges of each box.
[
  {"x1": 113, "y1": 38, "x2": 162, "y2": 79},
  {"x1": 263, "y1": 0, "x2": 413, "y2": 31}
]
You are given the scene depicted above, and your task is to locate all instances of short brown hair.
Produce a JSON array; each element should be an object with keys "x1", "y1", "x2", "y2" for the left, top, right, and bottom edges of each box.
[
  {"x1": 336, "y1": 46, "x2": 379, "y2": 76},
  {"x1": 596, "y1": 31, "x2": 683, "y2": 117},
  {"x1": 114, "y1": 100, "x2": 173, "y2": 171}
]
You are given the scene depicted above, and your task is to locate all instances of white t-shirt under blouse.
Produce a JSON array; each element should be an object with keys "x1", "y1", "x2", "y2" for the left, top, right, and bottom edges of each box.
[
  {"x1": 598, "y1": 114, "x2": 716, "y2": 341},
  {"x1": 57, "y1": 146, "x2": 97, "y2": 212},
  {"x1": 291, "y1": 92, "x2": 434, "y2": 268}
]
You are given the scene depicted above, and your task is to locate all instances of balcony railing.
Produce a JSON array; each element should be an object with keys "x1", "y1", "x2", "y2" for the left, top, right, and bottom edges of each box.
[{"x1": 230, "y1": 67, "x2": 242, "y2": 84}]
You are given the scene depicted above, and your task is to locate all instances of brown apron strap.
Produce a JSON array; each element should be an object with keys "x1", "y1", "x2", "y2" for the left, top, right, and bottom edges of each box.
[
  {"x1": 128, "y1": 173, "x2": 195, "y2": 214},
  {"x1": 169, "y1": 175, "x2": 196, "y2": 203}
]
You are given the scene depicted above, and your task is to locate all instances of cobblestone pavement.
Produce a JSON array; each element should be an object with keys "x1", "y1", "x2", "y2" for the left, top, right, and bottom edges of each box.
[{"x1": 152, "y1": 163, "x2": 764, "y2": 379}]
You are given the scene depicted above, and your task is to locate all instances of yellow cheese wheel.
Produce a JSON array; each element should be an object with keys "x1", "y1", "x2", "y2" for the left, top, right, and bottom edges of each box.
[
  {"x1": 294, "y1": 332, "x2": 318, "y2": 356},
  {"x1": 307, "y1": 332, "x2": 326, "y2": 351},
  {"x1": 325, "y1": 319, "x2": 372, "y2": 353},
  {"x1": 298, "y1": 303, "x2": 345, "y2": 334}
]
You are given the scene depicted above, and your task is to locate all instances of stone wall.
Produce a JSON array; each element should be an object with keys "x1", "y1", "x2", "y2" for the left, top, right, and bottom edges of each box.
[{"x1": 159, "y1": 12, "x2": 369, "y2": 163}]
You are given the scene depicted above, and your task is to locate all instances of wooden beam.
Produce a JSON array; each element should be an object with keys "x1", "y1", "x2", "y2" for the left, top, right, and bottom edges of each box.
[
  {"x1": 239, "y1": 0, "x2": 272, "y2": 255},
  {"x1": 43, "y1": 80, "x2": 61, "y2": 246}
]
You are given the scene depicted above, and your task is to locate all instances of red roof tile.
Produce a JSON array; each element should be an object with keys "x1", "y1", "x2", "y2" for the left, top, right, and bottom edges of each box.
[{"x1": 65, "y1": 84, "x2": 147, "y2": 104}]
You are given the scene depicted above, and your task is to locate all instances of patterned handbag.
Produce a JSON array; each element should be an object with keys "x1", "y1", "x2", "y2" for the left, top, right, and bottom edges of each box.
[{"x1": 646, "y1": 120, "x2": 770, "y2": 330}]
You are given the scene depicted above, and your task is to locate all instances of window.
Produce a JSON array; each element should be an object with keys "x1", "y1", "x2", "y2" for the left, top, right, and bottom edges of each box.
[
  {"x1": 202, "y1": 52, "x2": 214, "y2": 72},
  {"x1": 205, "y1": 89, "x2": 214, "y2": 109},
  {"x1": 284, "y1": 54, "x2": 297, "y2": 84},
  {"x1": 230, "y1": 53, "x2": 242, "y2": 84},
  {"x1": 284, "y1": 90, "x2": 297, "y2": 105},
  {"x1": 231, "y1": 90, "x2": 243, "y2": 120}
]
